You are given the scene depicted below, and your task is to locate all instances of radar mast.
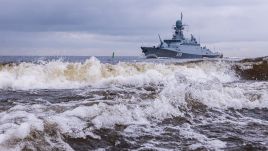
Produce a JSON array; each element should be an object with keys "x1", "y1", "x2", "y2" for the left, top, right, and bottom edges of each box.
[{"x1": 173, "y1": 12, "x2": 185, "y2": 40}]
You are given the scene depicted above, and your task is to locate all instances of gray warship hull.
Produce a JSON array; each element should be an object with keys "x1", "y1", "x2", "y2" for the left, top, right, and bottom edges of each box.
[
  {"x1": 141, "y1": 13, "x2": 223, "y2": 59},
  {"x1": 141, "y1": 47, "x2": 223, "y2": 59}
]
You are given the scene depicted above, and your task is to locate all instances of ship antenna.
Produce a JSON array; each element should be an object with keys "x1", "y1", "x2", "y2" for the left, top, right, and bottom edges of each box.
[{"x1": 158, "y1": 34, "x2": 163, "y2": 45}]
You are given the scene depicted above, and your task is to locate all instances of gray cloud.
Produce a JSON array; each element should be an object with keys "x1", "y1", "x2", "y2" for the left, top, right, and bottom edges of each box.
[{"x1": 0, "y1": 0, "x2": 267, "y2": 57}]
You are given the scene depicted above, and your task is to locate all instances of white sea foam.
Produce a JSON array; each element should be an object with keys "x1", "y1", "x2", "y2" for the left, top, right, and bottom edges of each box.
[{"x1": 0, "y1": 108, "x2": 44, "y2": 147}]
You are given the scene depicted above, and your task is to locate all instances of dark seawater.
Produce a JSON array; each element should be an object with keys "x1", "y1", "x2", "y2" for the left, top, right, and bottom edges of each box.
[{"x1": 0, "y1": 56, "x2": 267, "y2": 151}]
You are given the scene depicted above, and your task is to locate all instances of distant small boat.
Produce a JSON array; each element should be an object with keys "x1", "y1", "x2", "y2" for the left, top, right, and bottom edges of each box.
[{"x1": 112, "y1": 52, "x2": 115, "y2": 59}]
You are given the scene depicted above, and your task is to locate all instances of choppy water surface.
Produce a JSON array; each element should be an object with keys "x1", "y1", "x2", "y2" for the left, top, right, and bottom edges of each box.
[{"x1": 0, "y1": 56, "x2": 267, "y2": 151}]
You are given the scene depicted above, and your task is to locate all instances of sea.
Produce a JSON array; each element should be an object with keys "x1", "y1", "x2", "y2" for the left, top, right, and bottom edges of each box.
[{"x1": 0, "y1": 56, "x2": 267, "y2": 151}]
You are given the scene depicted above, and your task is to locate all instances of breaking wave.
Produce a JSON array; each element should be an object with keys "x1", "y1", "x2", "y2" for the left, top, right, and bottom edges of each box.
[
  {"x1": 0, "y1": 57, "x2": 237, "y2": 90},
  {"x1": 235, "y1": 56, "x2": 268, "y2": 80},
  {"x1": 0, "y1": 57, "x2": 267, "y2": 109},
  {"x1": 0, "y1": 56, "x2": 267, "y2": 150}
]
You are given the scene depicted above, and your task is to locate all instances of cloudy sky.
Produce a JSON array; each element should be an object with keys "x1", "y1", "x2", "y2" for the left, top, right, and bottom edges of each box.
[{"x1": 0, "y1": 0, "x2": 268, "y2": 57}]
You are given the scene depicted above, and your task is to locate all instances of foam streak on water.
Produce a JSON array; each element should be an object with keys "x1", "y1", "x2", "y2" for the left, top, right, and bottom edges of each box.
[{"x1": 0, "y1": 56, "x2": 267, "y2": 150}]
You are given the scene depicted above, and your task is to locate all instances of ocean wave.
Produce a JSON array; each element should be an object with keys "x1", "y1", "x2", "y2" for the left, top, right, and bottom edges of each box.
[
  {"x1": 234, "y1": 56, "x2": 268, "y2": 80},
  {"x1": 1, "y1": 56, "x2": 267, "y2": 109},
  {"x1": 0, "y1": 57, "x2": 238, "y2": 90},
  {"x1": 1, "y1": 80, "x2": 267, "y2": 150},
  {"x1": 0, "y1": 57, "x2": 268, "y2": 150}
]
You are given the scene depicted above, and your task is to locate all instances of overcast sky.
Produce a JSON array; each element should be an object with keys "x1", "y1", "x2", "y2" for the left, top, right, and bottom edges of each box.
[{"x1": 0, "y1": 0, "x2": 268, "y2": 57}]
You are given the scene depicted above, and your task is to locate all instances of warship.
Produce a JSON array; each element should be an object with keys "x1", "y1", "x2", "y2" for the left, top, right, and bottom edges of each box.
[{"x1": 141, "y1": 13, "x2": 223, "y2": 59}]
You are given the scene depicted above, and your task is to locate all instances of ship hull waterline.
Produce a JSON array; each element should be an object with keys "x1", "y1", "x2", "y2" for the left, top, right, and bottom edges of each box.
[{"x1": 141, "y1": 47, "x2": 223, "y2": 59}]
